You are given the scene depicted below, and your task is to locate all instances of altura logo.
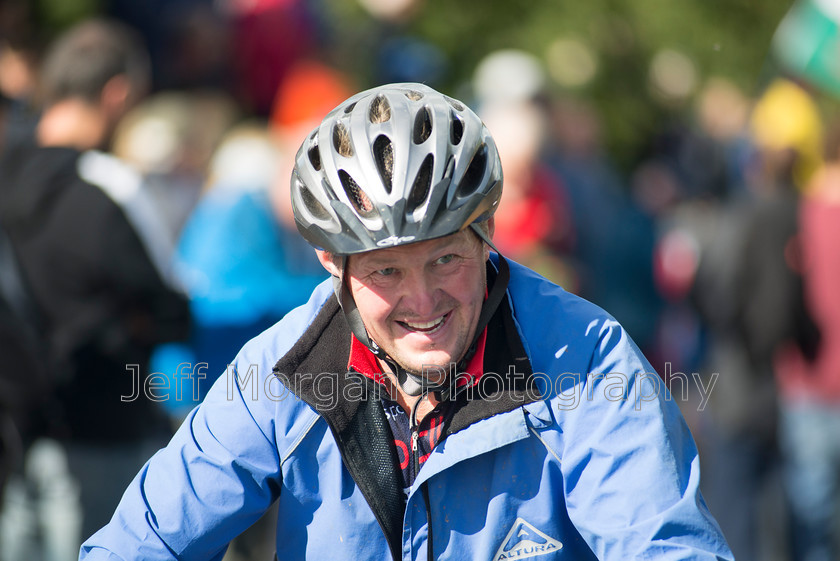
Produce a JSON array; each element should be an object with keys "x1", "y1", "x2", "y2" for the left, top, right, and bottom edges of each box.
[
  {"x1": 376, "y1": 235, "x2": 416, "y2": 247},
  {"x1": 492, "y1": 518, "x2": 563, "y2": 561}
]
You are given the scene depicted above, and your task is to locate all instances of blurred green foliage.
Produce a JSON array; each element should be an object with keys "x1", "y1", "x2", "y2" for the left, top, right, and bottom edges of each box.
[{"x1": 325, "y1": 0, "x2": 794, "y2": 167}]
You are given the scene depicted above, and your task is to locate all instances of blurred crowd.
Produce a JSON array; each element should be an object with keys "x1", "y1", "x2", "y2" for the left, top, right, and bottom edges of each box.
[{"x1": 1, "y1": 0, "x2": 839, "y2": 560}]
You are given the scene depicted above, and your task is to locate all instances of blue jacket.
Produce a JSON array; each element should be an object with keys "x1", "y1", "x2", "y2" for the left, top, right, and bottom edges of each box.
[{"x1": 80, "y1": 259, "x2": 732, "y2": 560}]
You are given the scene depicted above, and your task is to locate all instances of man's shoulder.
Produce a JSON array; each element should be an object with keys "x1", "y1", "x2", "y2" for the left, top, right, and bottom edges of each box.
[
  {"x1": 0, "y1": 145, "x2": 126, "y2": 238},
  {"x1": 506, "y1": 258, "x2": 614, "y2": 326},
  {"x1": 212, "y1": 281, "x2": 345, "y2": 420},
  {"x1": 504, "y1": 259, "x2": 637, "y2": 375},
  {"x1": 0, "y1": 143, "x2": 73, "y2": 198}
]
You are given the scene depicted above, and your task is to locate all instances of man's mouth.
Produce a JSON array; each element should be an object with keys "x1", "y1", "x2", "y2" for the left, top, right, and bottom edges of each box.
[{"x1": 397, "y1": 313, "x2": 449, "y2": 334}]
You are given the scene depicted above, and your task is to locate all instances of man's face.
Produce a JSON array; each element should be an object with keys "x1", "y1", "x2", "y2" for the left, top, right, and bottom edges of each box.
[{"x1": 340, "y1": 230, "x2": 489, "y2": 375}]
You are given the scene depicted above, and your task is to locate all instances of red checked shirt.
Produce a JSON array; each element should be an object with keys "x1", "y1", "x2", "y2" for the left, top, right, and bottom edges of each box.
[{"x1": 348, "y1": 330, "x2": 487, "y2": 495}]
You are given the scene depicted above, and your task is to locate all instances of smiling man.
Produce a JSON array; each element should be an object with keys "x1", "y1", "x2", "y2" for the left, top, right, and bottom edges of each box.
[{"x1": 80, "y1": 83, "x2": 733, "y2": 560}]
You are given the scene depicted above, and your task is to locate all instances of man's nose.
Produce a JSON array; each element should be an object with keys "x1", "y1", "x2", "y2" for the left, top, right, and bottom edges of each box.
[{"x1": 399, "y1": 269, "x2": 440, "y2": 317}]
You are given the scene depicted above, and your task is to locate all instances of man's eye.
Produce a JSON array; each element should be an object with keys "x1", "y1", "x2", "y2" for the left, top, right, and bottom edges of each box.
[
  {"x1": 376, "y1": 267, "x2": 396, "y2": 277},
  {"x1": 435, "y1": 254, "x2": 455, "y2": 265}
]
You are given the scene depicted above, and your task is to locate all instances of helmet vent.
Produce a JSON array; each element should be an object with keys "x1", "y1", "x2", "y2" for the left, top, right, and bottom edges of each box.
[
  {"x1": 339, "y1": 170, "x2": 376, "y2": 216},
  {"x1": 405, "y1": 90, "x2": 424, "y2": 101},
  {"x1": 344, "y1": 102, "x2": 357, "y2": 114},
  {"x1": 373, "y1": 135, "x2": 394, "y2": 194},
  {"x1": 307, "y1": 145, "x2": 322, "y2": 171},
  {"x1": 407, "y1": 154, "x2": 433, "y2": 213},
  {"x1": 446, "y1": 96, "x2": 465, "y2": 111},
  {"x1": 456, "y1": 144, "x2": 488, "y2": 197},
  {"x1": 299, "y1": 182, "x2": 330, "y2": 220},
  {"x1": 413, "y1": 107, "x2": 433, "y2": 144},
  {"x1": 369, "y1": 95, "x2": 391, "y2": 124},
  {"x1": 450, "y1": 113, "x2": 464, "y2": 145},
  {"x1": 333, "y1": 122, "x2": 353, "y2": 157}
]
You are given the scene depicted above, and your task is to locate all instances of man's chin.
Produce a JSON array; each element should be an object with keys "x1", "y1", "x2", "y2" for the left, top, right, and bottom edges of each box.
[{"x1": 399, "y1": 353, "x2": 459, "y2": 378}]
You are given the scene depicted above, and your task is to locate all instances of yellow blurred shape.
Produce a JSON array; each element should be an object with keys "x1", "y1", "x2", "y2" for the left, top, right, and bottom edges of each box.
[{"x1": 749, "y1": 78, "x2": 823, "y2": 187}]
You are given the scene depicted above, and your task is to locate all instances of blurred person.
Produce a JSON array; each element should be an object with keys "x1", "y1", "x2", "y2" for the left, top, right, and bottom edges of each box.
[
  {"x1": 322, "y1": 0, "x2": 447, "y2": 90},
  {"x1": 356, "y1": 0, "x2": 447, "y2": 87},
  {"x1": 544, "y1": 96, "x2": 625, "y2": 293},
  {"x1": 479, "y1": 99, "x2": 576, "y2": 289},
  {"x1": 688, "y1": 206, "x2": 780, "y2": 561},
  {"x1": 639, "y1": 80, "x2": 751, "y2": 372},
  {"x1": 156, "y1": 123, "x2": 328, "y2": 420},
  {"x1": 225, "y1": 0, "x2": 319, "y2": 115},
  {"x1": 773, "y1": 118, "x2": 840, "y2": 561},
  {"x1": 694, "y1": 77, "x2": 822, "y2": 561},
  {"x1": 157, "y1": 3, "x2": 231, "y2": 92},
  {"x1": 153, "y1": 60, "x2": 350, "y2": 423},
  {"x1": 106, "y1": 0, "x2": 234, "y2": 94},
  {"x1": 111, "y1": 90, "x2": 241, "y2": 245},
  {"x1": 0, "y1": 207, "x2": 49, "y2": 505},
  {"x1": 82, "y1": 82, "x2": 732, "y2": 561},
  {"x1": 0, "y1": 0, "x2": 40, "y2": 151},
  {"x1": 472, "y1": 51, "x2": 576, "y2": 289},
  {"x1": 0, "y1": 41, "x2": 38, "y2": 146},
  {"x1": 735, "y1": 78, "x2": 822, "y2": 392},
  {"x1": 546, "y1": 94, "x2": 662, "y2": 357},
  {"x1": 661, "y1": 77, "x2": 793, "y2": 561},
  {"x1": 0, "y1": 19, "x2": 190, "y2": 561},
  {"x1": 628, "y1": 159, "x2": 689, "y2": 368},
  {"x1": 472, "y1": 49, "x2": 547, "y2": 107},
  {"x1": 693, "y1": 77, "x2": 754, "y2": 193},
  {"x1": 147, "y1": 121, "x2": 330, "y2": 561},
  {"x1": 663, "y1": 178, "x2": 777, "y2": 561}
]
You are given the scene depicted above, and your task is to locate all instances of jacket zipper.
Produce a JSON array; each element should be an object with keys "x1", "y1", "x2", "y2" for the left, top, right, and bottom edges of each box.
[
  {"x1": 409, "y1": 394, "x2": 425, "y2": 483},
  {"x1": 411, "y1": 428, "x2": 420, "y2": 479}
]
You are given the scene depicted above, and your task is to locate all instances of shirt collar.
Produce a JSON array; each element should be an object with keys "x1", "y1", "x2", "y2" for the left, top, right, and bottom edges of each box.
[{"x1": 348, "y1": 328, "x2": 487, "y2": 389}]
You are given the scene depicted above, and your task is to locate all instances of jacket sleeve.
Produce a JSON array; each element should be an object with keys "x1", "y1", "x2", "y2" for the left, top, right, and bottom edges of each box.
[
  {"x1": 78, "y1": 283, "x2": 334, "y2": 560},
  {"x1": 78, "y1": 352, "x2": 283, "y2": 560},
  {"x1": 555, "y1": 318, "x2": 733, "y2": 560}
]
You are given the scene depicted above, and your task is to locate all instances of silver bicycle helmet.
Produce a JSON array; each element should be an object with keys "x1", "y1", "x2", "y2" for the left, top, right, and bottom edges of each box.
[{"x1": 291, "y1": 82, "x2": 503, "y2": 254}]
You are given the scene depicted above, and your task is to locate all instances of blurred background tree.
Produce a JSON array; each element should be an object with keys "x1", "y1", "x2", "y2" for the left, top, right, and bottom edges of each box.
[{"x1": 324, "y1": 0, "x2": 796, "y2": 168}]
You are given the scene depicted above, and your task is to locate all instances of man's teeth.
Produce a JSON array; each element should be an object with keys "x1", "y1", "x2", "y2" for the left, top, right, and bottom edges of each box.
[{"x1": 403, "y1": 316, "x2": 445, "y2": 331}]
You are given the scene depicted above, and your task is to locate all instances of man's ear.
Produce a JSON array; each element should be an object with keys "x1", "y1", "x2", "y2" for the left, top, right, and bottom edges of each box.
[
  {"x1": 316, "y1": 250, "x2": 342, "y2": 277},
  {"x1": 483, "y1": 216, "x2": 495, "y2": 261}
]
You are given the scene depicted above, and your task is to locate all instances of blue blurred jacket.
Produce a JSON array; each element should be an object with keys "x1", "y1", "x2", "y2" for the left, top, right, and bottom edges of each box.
[{"x1": 151, "y1": 187, "x2": 325, "y2": 416}]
